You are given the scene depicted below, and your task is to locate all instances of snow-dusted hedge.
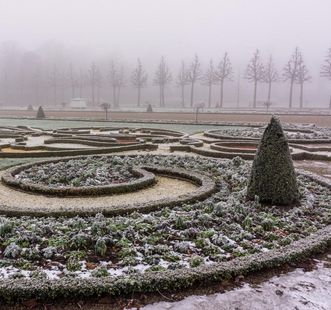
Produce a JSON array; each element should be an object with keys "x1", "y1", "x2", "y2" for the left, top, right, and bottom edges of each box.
[
  {"x1": 0, "y1": 143, "x2": 158, "y2": 158},
  {"x1": 204, "y1": 127, "x2": 331, "y2": 142}
]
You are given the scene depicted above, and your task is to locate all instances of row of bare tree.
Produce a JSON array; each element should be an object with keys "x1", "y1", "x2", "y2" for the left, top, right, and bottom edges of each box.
[{"x1": 1, "y1": 43, "x2": 331, "y2": 109}]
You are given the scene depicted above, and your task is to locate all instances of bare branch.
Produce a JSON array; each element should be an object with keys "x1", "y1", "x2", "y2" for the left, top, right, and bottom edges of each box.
[
  {"x1": 321, "y1": 48, "x2": 331, "y2": 80},
  {"x1": 215, "y1": 52, "x2": 233, "y2": 83}
]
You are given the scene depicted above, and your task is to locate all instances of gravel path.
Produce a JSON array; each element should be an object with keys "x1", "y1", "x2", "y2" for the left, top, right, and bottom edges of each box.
[{"x1": 0, "y1": 172, "x2": 197, "y2": 214}]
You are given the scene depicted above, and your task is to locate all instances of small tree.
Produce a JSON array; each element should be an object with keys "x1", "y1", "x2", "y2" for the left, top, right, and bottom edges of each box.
[
  {"x1": 321, "y1": 48, "x2": 331, "y2": 109},
  {"x1": 154, "y1": 56, "x2": 172, "y2": 107},
  {"x1": 201, "y1": 59, "x2": 217, "y2": 108},
  {"x1": 186, "y1": 54, "x2": 202, "y2": 107},
  {"x1": 100, "y1": 102, "x2": 111, "y2": 120},
  {"x1": 176, "y1": 61, "x2": 189, "y2": 107},
  {"x1": 263, "y1": 56, "x2": 279, "y2": 105},
  {"x1": 296, "y1": 53, "x2": 311, "y2": 109},
  {"x1": 36, "y1": 106, "x2": 46, "y2": 119},
  {"x1": 215, "y1": 52, "x2": 233, "y2": 108},
  {"x1": 283, "y1": 47, "x2": 301, "y2": 109},
  {"x1": 131, "y1": 59, "x2": 148, "y2": 107}
]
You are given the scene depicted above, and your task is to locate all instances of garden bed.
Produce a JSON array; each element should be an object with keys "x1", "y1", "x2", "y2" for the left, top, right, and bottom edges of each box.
[{"x1": 0, "y1": 155, "x2": 329, "y2": 303}]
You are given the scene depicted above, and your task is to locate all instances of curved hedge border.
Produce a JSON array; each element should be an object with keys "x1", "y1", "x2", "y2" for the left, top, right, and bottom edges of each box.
[
  {"x1": 210, "y1": 142, "x2": 258, "y2": 154},
  {"x1": 0, "y1": 171, "x2": 329, "y2": 303},
  {"x1": 170, "y1": 144, "x2": 331, "y2": 161},
  {"x1": 204, "y1": 129, "x2": 331, "y2": 144},
  {"x1": 0, "y1": 143, "x2": 158, "y2": 158},
  {"x1": 290, "y1": 143, "x2": 331, "y2": 152},
  {"x1": 170, "y1": 144, "x2": 256, "y2": 160},
  {"x1": 44, "y1": 138, "x2": 132, "y2": 147},
  {"x1": 0, "y1": 160, "x2": 217, "y2": 217},
  {"x1": 2, "y1": 163, "x2": 156, "y2": 197}
]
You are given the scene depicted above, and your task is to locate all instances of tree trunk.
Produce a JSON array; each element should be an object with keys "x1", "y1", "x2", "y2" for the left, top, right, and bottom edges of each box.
[
  {"x1": 299, "y1": 82, "x2": 304, "y2": 109},
  {"x1": 112, "y1": 86, "x2": 117, "y2": 107},
  {"x1": 137, "y1": 87, "x2": 141, "y2": 107},
  {"x1": 117, "y1": 86, "x2": 121, "y2": 107},
  {"x1": 267, "y1": 81, "x2": 272, "y2": 103},
  {"x1": 71, "y1": 83, "x2": 75, "y2": 98},
  {"x1": 162, "y1": 85, "x2": 165, "y2": 107},
  {"x1": 79, "y1": 83, "x2": 83, "y2": 98},
  {"x1": 190, "y1": 81, "x2": 194, "y2": 107},
  {"x1": 97, "y1": 87, "x2": 100, "y2": 106},
  {"x1": 91, "y1": 85, "x2": 95, "y2": 106},
  {"x1": 289, "y1": 79, "x2": 294, "y2": 109},
  {"x1": 54, "y1": 86, "x2": 57, "y2": 106},
  {"x1": 220, "y1": 81, "x2": 224, "y2": 108},
  {"x1": 181, "y1": 85, "x2": 185, "y2": 107},
  {"x1": 253, "y1": 80, "x2": 257, "y2": 109},
  {"x1": 159, "y1": 85, "x2": 162, "y2": 107},
  {"x1": 208, "y1": 83, "x2": 212, "y2": 108}
]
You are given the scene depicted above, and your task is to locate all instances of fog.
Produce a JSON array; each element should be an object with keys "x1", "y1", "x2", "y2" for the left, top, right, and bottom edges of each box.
[{"x1": 0, "y1": 0, "x2": 330, "y2": 109}]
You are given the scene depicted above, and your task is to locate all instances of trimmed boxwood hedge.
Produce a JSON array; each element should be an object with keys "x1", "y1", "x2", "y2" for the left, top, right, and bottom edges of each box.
[
  {"x1": 0, "y1": 143, "x2": 158, "y2": 158},
  {"x1": 0, "y1": 156, "x2": 217, "y2": 216},
  {"x1": 2, "y1": 164, "x2": 156, "y2": 197},
  {"x1": 0, "y1": 217, "x2": 329, "y2": 304}
]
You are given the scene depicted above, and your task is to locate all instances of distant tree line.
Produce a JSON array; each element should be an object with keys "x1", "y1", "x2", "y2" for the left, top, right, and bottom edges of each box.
[{"x1": 1, "y1": 41, "x2": 331, "y2": 109}]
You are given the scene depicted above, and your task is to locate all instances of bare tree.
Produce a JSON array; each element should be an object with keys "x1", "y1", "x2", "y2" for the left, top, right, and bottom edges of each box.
[
  {"x1": 154, "y1": 56, "x2": 172, "y2": 107},
  {"x1": 116, "y1": 65, "x2": 126, "y2": 107},
  {"x1": 49, "y1": 64, "x2": 59, "y2": 106},
  {"x1": 88, "y1": 62, "x2": 99, "y2": 106},
  {"x1": 320, "y1": 48, "x2": 331, "y2": 108},
  {"x1": 176, "y1": 61, "x2": 188, "y2": 107},
  {"x1": 95, "y1": 69, "x2": 102, "y2": 106},
  {"x1": 59, "y1": 70, "x2": 67, "y2": 103},
  {"x1": 214, "y1": 52, "x2": 233, "y2": 108},
  {"x1": 131, "y1": 58, "x2": 148, "y2": 107},
  {"x1": 201, "y1": 59, "x2": 217, "y2": 108},
  {"x1": 68, "y1": 63, "x2": 79, "y2": 98},
  {"x1": 263, "y1": 56, "x2": 279, "y2": 105},
  {"x1": 296, "y1": 53, "x2": 311, "y2": 109},
  {"x1": 78, "y1": 68, "x2": 87, "y2": 98},
  {"x1": 186, "y1": 54, "x2": 202, "y2": 107},
  {"x1": 283, "y1": 47, "x2": 301, "y2": 109},
  {"x1": 108, "y1": 60, "x2": 118, "y2": 107},
  {"x1": 108, "y1": 61, "x2": 126, "y2": 108},
  {"x1": 245, "y1": 49, "x2": 264, "y2": 108}
]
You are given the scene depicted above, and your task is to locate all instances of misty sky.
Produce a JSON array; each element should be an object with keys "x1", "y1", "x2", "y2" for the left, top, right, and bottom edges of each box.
[
  {"x1": 0, "y1": 0, "x2": 330, "y2": 63},
  {"x1": 0, "y1": 0, "x2": 331, "y2": 107}
]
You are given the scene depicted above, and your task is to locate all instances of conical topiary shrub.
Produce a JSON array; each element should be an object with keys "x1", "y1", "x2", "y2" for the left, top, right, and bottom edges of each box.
[
  {"x1": 146, "y1": 104, "x2": 153, "y2": 112},
  {"x1": 246, "y1": 116, "x2": 299, "y2": 205},
  {"x1": 36, "y1": 106, "x2": 46, "y2": 119}
]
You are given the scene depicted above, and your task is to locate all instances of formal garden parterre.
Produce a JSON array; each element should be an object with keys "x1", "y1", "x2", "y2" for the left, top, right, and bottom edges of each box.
[{"x1": 0, "y1": 118, "x2": 329, "y2": 303}]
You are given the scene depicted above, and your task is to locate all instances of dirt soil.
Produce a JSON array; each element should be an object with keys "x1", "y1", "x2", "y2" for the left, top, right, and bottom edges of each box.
[{"x1": 1, "y1": 110, "x2": 331, "y2": 127}]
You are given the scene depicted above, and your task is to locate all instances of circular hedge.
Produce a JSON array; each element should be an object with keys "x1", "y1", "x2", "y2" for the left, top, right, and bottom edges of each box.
[
  {"x1": 0, "y1": 155, "x2": 217, "y2": 215},
  {"x1": 2, "y1": 159, "x2": 156, "y2": 197}
]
